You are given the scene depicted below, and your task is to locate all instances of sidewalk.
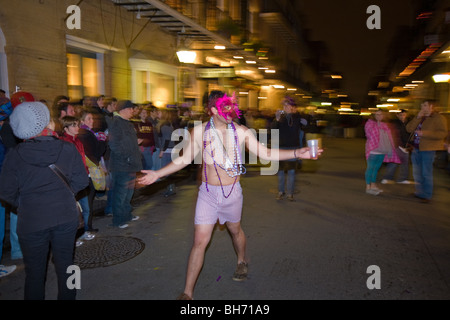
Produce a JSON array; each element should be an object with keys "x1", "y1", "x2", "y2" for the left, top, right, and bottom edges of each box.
[{"x1": 1, "y1": 137, "x2": 449, "y2": 300}]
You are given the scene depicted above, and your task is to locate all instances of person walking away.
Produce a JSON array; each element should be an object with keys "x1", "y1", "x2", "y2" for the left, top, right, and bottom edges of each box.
[
  {"x1": 107, "y1": 100, "x2": 142, "y2": 228},
  {"x1": 0, "y1": 102, "x2": 88, "y2": 299},
  {"x1": 138, "y1": 91, "x2": 322, "y2": 300},
  {"x1": 406, "y1": 100, "x2": 448, "y2": 203},
  {"x1": 364, "y1": 109, "x2": 400, "y2": 195}
]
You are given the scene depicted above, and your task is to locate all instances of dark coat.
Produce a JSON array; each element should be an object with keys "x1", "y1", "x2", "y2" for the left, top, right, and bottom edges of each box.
[
  {"x1": 78, "y1": 127, "x2": 106, "y2": 165},
  {"x1": 107, "y1": 115, "x2": 143, "y2": 172},
  {"x1": 0, "y1": 136, "x2": 89, "y2": 234},
  {"x1": 271, "y1": 113, "x2": 303, "y2": 148}
]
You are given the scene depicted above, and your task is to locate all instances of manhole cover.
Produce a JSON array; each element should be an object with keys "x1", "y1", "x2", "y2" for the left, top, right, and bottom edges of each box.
[{"x1": 74, "y1": 236, "x2": 145, "y2": 269}]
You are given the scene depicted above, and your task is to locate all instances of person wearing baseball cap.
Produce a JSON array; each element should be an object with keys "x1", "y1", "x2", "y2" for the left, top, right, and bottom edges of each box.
[{"x1": 107, "y1": 100, "x2": 142, "y2": 229}]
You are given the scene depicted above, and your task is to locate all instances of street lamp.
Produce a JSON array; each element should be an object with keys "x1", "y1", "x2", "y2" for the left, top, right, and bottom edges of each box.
[
  {"x1": 177, "y1": 50, "x2": 197, "y2": 64},
  {"x1": 432, "y1": 74, "x2": 450, "y2": 83}
]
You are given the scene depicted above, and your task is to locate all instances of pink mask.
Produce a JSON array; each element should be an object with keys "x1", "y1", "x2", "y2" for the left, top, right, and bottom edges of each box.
[{"x1": 215, "y1": 93, "x2": 241, "y2": 119}]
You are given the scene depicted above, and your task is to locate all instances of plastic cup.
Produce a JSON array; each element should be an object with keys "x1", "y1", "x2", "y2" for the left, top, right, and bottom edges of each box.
[{"x1": 307, "y1": 139, "x2": 319, "y2": 159}]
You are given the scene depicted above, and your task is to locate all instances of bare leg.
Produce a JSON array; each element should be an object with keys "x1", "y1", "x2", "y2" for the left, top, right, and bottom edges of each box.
[
  {"x1": 226, "y1": 221, "x2": 247, "y2": 264},
  {"x1": 182, "y1": 224, "x2": 215, "y2": 299}
]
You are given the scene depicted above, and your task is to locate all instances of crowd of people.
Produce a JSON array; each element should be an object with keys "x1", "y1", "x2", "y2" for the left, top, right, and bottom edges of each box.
[
  {"x1": 0, "y1": 89, "x2": 322, "y2": 299},
  {"x1": 0, "y1": 88, "x2": 447, "y2": 300},
  {"x1": 363, "y1": 101, "x2": 448, "y2": 202}
]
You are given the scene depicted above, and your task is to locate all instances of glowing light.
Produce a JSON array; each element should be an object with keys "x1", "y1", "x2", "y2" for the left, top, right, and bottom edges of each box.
[
  {"x1": 432, "y1": 74, "x2": 450, "y2": 83},
  {"x1": 177, "y1": 51, "x2": 196, "y2": 63}
]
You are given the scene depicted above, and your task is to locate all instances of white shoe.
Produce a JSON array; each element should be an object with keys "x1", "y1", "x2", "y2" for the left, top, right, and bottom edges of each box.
[
  {"x1": 76, "y1": 240, "x2": 84, "y2": 247},
  {"x1": 118, "y1": 223, "x2": 129, "y2": 229},
  {"x1": 381, "y1": 179, "x2": 394, "y2": 184},
  {"x1": 79, "y1": 231, "x2": 95, "y2": 241},
  {"x1": 366, "y1": 189, "x2": 380, "y2": 196},
  {"x1": 397, "y1": 180, "x2": 413, "y2": 184},
  {"x1": 131, "y1": 216, "x2": 139, "y2": 221},
  {"x1": 0, "y1": 265, "x2": 16, "y2": 278}
]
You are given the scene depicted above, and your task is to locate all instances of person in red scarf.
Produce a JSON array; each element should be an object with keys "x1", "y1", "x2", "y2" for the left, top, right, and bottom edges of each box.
[{"x1": 60, "y1": 116, "x2": 95, "y2": 244}]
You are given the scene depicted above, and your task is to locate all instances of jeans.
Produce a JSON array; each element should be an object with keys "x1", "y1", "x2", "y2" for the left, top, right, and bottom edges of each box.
[
  {"x1": 18, "y1": 220, "x2": 78, "y2": 300},
  {"x1": 383, "y1": 148, "x2": 410, "y2": 182},
  {"x1": 78, "y1": 196, "x2": 90, "y2": 231},
  {"x1": 411, "y1": 149, "x2": 436, "y2": 200},
  {"x1": 111, "y1": 171, "x2": 136, "y2": 226},
  {"x1": 278, "y1": 168, "x2": 296, "y2": 195},
  {"x1": 151, "y1": 148, "x2": 162, "y2": 171},
  {"x1": 0, "y1": 204, "x2": 23, "y2": 262},
  {"x1": 104, "y1": 188, "x2": 114, "y2": 215},
  {"x1": 365, "y1": 153, "x2": 385, "y2": 184},
  {"x1": 141, "y1": 146, "x2": 153, "y2": 170}
]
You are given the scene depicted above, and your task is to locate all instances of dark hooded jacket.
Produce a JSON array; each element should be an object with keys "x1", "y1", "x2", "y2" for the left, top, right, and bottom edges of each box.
[
  {"x1": 0, "y1": 136, "x2": 89, "y2": 234},
  {"x1": 107, "y1": 114, "x2": 142, "y2": 172}
]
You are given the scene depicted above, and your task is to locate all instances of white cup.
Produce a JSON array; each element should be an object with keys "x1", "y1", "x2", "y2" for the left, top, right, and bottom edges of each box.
[{"x1": 307, "y1": 139, "x2": 319, "y2": 159}]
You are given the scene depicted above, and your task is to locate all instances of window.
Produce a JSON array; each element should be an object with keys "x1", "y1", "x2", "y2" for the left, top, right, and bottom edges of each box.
[
  {"x1": 67, "y1": 48, "x2": 101, "y2": 100},
  {"x1": 129, "y1": 57, "x2": 178, "y2": 106},
  {"x1": 66, "y1": 35, "x2": 110, "y2": 100}
]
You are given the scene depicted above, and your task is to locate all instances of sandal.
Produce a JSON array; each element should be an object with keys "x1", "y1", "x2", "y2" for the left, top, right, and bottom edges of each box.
[
  {"x1": 176, "y1": 293, "x2": 193, "y2": 300},
  {"x1": 232, "y1": 262, "x2": 248, "y2": 282}
]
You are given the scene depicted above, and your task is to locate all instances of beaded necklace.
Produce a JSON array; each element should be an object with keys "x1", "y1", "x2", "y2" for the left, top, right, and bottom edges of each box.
[{"x1": 203, "y1": 117, "x2": 246, "y2": 198}]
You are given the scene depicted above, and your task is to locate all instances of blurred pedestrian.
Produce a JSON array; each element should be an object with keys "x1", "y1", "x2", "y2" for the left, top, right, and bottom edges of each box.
[
  {"x1": 364, "y1": 109, "x2": 400, "y2": 195},
  {"x1": 381, "y1": 109, "x2": 414, "y2": 184},
  {"x1": 271, "y1": 96, "x2": 304, "y2": 201},
  {"x1": 108, "y1": 100, "x2": 142, "y2": 228},
  {"x1": 0, "y1": 102, "x2": 88, "y2": 299},
  {"x1": 406, "y1": 100, "x2": 448, "y2": 203}
]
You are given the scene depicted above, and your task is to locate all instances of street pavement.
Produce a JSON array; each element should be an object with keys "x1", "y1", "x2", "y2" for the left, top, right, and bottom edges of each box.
[{"x1": 1, "y1": 136, "x2": 449, "y2": 301}]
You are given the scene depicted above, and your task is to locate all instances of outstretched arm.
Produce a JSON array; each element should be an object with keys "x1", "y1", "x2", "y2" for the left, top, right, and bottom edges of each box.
[
  {"x1": 241, "y1": 126, "x2": 321, "y2": 161},
  {"x1": 138, "y1": 124, "x2": 203, "y2": 185}
]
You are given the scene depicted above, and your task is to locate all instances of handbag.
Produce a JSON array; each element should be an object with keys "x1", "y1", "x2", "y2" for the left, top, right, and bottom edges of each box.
[
  {"x1": 48, "y1": 164, "x2": 84, "y2": 229},
  {"x1": 85, "y1": 156, "x2": 106, "y2": 191}
]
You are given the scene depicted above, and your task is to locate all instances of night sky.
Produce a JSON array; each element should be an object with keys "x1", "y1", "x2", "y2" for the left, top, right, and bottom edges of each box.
[{"x1": 298, "y1": 0, "x2": 416, "y2": 105}]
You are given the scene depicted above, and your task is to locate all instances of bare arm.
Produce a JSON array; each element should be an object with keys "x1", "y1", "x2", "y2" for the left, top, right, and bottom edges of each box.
[{"x1": 241, "y1": 126, "x2": 319, "y2": 161}]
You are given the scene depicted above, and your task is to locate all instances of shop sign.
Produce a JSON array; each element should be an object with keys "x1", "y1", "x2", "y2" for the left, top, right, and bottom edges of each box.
[{"x1": 196, "y1": 68, "x2": 236, "y2": 78}]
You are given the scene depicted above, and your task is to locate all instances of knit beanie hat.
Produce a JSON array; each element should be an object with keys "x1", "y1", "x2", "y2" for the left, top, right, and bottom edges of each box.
[{"x1": 10, "y1": 101, "x2": 50, "y2": 139}]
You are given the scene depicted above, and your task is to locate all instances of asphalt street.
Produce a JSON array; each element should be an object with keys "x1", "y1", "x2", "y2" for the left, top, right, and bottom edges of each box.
[{"x1": 1, "y1": 136, "x2": 449, "y2": 302}]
